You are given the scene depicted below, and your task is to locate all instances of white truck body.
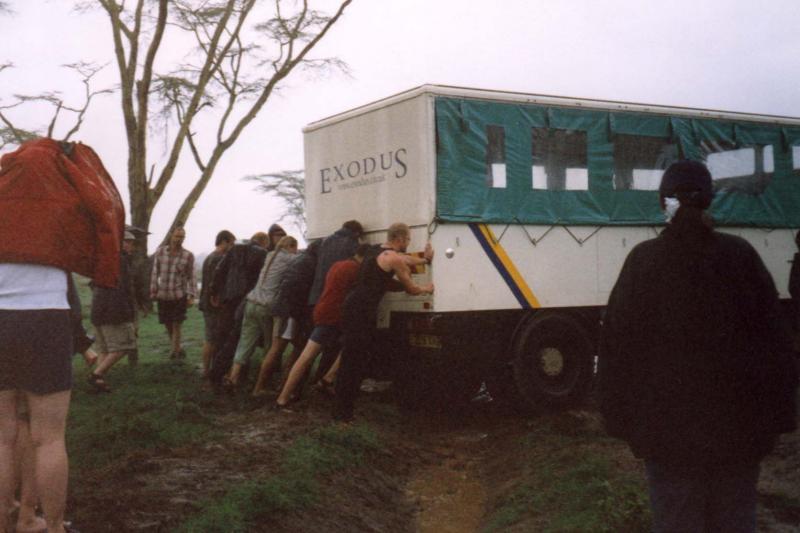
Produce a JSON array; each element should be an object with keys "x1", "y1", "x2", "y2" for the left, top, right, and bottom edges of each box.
[{"x1": 304, "y1": 85, "x2": 799, "y2": 318}]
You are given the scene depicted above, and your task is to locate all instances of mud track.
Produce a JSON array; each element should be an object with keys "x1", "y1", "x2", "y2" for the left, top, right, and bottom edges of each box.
[{"x1": 70, "y1": 387, "x2": 800, "y2": 532}]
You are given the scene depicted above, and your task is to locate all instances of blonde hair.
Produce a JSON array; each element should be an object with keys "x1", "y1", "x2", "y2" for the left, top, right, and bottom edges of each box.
[
  {"x1": 387, "y1": 222, "x2": 410, "y2": 242},
  {"x1": 262, "y1": 235, "x2": 297, "y2": 275},
  {"x1": 276, "y1": 235, "x2": 298, "y2": 252}
]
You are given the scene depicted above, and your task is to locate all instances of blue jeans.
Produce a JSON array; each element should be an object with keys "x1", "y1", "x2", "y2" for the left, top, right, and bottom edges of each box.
[{"x1": 645, "y1": 460, "x2": 760, "y2": 533}]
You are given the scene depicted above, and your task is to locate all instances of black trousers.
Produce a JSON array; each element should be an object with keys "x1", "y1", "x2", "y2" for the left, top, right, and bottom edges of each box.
[
  {"x1": 208, "y1": 298, "x2": 244, "y2": 386},
  {"x1": 332, "y1": 325, "x2": 374, "y2": 421}
]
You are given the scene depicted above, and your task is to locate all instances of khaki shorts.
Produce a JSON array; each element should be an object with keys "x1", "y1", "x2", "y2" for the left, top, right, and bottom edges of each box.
[{"x1": 95, "y1": 322, "x2": 137, "y2": 354}]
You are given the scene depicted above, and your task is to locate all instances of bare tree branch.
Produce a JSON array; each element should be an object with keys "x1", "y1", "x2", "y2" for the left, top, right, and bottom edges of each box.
[
  {"x1": 62, "y1": 62, "x2": 114, "y2": 141},
  {"x1": 244, "y1": 169, "x2": 306, "y2": 233},
  {"x1": 18, "y1": 0, "x2": 353, "y2": 250},
  {"x1": 0, "y1": 61, "x2": 111, "y2": 148}
]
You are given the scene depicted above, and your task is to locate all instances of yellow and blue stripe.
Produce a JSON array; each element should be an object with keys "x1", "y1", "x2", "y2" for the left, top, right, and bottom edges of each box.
[{"x1": 468, "y1": 223, "x2": 540, "y2": 309}]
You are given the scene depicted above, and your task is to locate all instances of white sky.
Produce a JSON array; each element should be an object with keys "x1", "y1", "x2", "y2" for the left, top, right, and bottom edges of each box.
[{"x1": 2, "y1": 0, "x2": 799, "y2": 253}]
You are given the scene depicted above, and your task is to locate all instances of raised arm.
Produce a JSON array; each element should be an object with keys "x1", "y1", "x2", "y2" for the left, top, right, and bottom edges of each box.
[
  {"x1": 386, "y1": 252, "x2": 433, "y2": 296},
  {"x1": 401, "y1": 242, "x2": 434, "y2": 267}
]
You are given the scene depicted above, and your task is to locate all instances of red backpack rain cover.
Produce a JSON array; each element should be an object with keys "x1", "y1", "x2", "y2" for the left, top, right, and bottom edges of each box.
[{"x1": 0, "y1": 138, "x2": 125, "y2": 287}]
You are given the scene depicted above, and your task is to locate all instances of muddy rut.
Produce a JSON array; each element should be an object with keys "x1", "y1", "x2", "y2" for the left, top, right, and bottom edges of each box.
[{"x1": 70, "y1": 389, "x2": 800, "y2": 532}]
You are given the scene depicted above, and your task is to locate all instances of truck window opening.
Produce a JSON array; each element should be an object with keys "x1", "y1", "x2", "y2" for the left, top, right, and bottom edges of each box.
[
  {"x1": 531, "y1": 128, "x2": 588, "y2": 191},
  {"x1": 702, "y1": 141, "x2": 773, "y2": 195},
  {"x1": 486, "y1": 125, "x2": 507, "y2": 188},
  {"x1": 792, "y1": 145, "x2": 800, "y2": 173},
  {"x1": 613, "y1": 135, "x2": 678, "y2": 191}
]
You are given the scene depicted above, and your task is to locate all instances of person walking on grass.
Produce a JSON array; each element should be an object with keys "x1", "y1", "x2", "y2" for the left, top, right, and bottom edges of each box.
[
  {"x1": 275, "y1": 243, "x2": 371, "y2": 408},
  {"x1": 198, "y1": 230, "x2": 236, "y2": 379},
  {"x1": 599, "y1": 160, "x2": 798, "y2": 533},
  {"x1": 228, "y1": 235, "x2": 298, "y2": 387},
  {"x1": 87, "y1": 231, "x2": 140, "y2": 393},
  {"x1": 149, "y1": 226, "x2": 196, "y2": 359},
  {"x1": 332, "y1": 223, "x2": 434, "y2": 422}
]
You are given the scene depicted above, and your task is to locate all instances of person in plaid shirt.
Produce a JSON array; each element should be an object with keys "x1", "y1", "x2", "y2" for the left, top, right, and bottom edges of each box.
[{"x1": 149, "y1": 226, "x2": 196, "y2": 358}]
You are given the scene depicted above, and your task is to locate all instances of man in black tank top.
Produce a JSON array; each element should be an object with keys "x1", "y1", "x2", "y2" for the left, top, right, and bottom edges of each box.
[{"x1": 333, "y1": 223, "x2": 434, "y2": 422}]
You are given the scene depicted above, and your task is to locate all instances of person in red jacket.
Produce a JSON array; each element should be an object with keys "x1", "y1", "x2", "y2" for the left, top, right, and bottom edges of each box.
[{"x1": 274, "y1": 243, "x2": 371, "y2": 408}]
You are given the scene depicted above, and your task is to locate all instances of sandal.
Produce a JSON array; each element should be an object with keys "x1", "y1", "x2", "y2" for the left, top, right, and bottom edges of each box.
[{"x1": 87, "y1": 373, "x2": 111, "y2": 393}]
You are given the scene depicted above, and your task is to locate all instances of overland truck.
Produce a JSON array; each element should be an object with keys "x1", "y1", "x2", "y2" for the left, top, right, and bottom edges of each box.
[{"x1": 303, "y1": 85, "x2": 800, "y2": 408}]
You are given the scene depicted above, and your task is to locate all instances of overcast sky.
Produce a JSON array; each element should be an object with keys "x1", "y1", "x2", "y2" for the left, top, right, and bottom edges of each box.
[{"x1": 2, "y1": 0, "x2": 799, "y2": 253}]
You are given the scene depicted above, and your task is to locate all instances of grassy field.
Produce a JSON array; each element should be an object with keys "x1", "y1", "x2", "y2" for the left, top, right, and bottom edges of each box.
[
  {"x1": 482, "y1": 413, "x2": 651, "y2": 532},
  {"x1": 66, "y1": 276, "x2": 653, "y2": 531},
  {"x1": 68, "y1": 276, "x2": 217, "y2": 479},
  {"x1": 67, "y1": 276, "x2": 388, "y2": 531}
]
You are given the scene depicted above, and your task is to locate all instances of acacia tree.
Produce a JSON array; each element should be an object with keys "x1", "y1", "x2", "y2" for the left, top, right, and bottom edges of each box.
[
  {"x1": 243, "y1": 168, "x2": 305, "y2": 234},
  {"x1": 0, "y1": 62, "x2": 110, "y2": 151},
  {"x1": 89, "y1": 0, "x2": 352, "y2": 249}
]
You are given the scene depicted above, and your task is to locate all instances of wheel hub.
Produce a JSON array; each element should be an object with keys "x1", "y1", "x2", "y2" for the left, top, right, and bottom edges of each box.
[{"x1": 538, "y1": 347, "x2": 564, "y2": 377}]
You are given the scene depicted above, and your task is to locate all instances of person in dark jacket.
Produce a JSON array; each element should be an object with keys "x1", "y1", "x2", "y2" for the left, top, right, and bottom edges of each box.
[
  {"x1": 207, "y1": 232, "x2": 269, "y2": 388},
  {"x1": 198, "y1": 230, "x2": 236, "y2": 378},
  {"x1": 266, "y1": 223, "x2": 287, "y2": 252},
  {"x1": 599, "y1": 160, "x2": 798, "y2": 533},
  {"x1": 790, "y1": 231, "x2": 800, "y2": 352},
  {"x1": 307, "y1": 220, "x2": 363, "y2": 306},
  {"x1": 86, "y1": 231, "x2": 139, "y2": 392}
]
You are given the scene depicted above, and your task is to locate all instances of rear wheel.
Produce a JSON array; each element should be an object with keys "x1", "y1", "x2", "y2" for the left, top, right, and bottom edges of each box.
[{"x1": 511, "y1": 312, "x2": 594, "y2": 409}]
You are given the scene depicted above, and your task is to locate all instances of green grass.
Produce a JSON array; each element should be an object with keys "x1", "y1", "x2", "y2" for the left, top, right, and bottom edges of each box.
[
  {"x1": 68, "y1": 276, "x2": 217, "y2": 479},
  {"x1": 483, "y1": 414, "x2": 650, "y2": 533},
  {"x1": 177, "y1": 424, "x2": 380, "y2": 533},
  {"x1": 67, "y1": 277, "x2": 380, "y2": 531}
]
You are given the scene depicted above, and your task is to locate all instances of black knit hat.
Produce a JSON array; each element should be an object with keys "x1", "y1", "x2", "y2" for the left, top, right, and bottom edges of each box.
[{"x1": 659, "y1": 160, "x2": 713, "y2": 209}]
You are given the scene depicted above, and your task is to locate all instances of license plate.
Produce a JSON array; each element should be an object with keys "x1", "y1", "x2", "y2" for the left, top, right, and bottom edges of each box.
[{"x1": 409, "y1": 333, "x2": 442, "y2": 349}]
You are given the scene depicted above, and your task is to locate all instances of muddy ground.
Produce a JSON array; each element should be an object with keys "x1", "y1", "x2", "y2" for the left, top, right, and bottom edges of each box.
[{"x1": 69, "y1": 385, "x2": 800, "y2": 533}]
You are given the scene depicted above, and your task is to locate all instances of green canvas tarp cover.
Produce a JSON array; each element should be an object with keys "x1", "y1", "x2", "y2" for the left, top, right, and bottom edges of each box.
[{"x1": 435, "y1": 97, "x2": 800, "y2": 227}]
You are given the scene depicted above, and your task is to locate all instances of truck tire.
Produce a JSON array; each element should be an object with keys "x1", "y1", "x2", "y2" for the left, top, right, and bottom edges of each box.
[{"x1": 511, "y1": 311, "x2": 594, "y2": 409}]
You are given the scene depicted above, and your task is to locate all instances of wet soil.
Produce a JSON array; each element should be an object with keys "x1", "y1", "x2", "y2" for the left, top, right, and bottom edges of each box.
[{"x1": 69, "y1": 387, "x2": 800, "y2": 532}]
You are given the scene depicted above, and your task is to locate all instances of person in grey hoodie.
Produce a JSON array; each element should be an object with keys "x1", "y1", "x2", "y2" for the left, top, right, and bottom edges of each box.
[{"x1": 228, "y1": 235, "x2": 298, "y2": 386}]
